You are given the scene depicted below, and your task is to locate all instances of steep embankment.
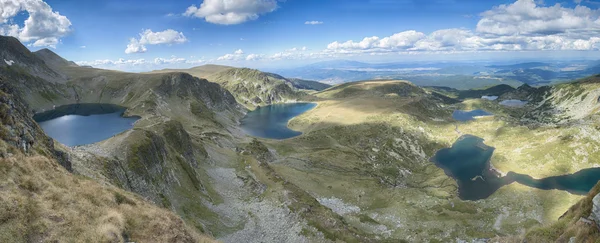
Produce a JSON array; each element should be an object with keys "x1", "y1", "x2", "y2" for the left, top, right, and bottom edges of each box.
[
  {"x1": 522, "y1": 75, "x2": 600, "y2": 124},
  {"x1": 498, "y1": 181, "x2": 600, "y2": 242},
  {"x1": 0, "y1": 76, "x2": 214, "y2": 242}
]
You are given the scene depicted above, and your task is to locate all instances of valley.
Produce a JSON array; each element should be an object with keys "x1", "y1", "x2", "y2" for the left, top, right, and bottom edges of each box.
[{"x1": 2, "y1": 34, "x2": 600, "y2": 242}]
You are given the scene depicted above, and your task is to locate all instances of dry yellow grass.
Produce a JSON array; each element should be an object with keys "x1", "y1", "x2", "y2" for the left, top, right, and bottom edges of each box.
[{"x1": 0, "y1": 153, "x2": 216, "y2": 243}]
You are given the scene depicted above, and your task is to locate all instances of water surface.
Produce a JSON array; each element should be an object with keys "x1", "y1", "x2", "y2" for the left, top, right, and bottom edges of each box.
[
  {"x1": 35, "y1": 104, "x2": 139, "y2": 146},
  {"x1": 433, "y1": 135, "x2": 600, "y2": 200},
  {"x1": 452, "y1": 110, "x2": 493, "y2": 122},
  {"x1": 240, "y1": 103, "x2": 316, "y2": 139},
  {"x1": 499, "y1": 99, "x2": 528, "y2": 107},
  {"x1": 481, "y1": 96, "x2": 498, "y2": 101},
  {"x1": 432, "y1": 135, "x2": 511, "y2": 200}
]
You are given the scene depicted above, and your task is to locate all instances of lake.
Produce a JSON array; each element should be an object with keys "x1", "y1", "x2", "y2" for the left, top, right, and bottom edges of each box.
[
  {"x1": 509, "y1": 168, "x2": 600, "y2": 195},
  {"x1": 240, "y1": 103, "x2": 316, "y2": 139},
  {"x1": 34, "y1": 104, "x2": 139, "y2": 147},
  {"x1": 481, "y1": 96, "x2": 498, "y2": 101},
  {"x1": 452, "y1": 110, "x2": 493, "y2": 122},
  {"x1": 500, "y1": 99, "x2": 528, "y2": 107},
  {"x1": 432, "y1": 135, "x2": 600, "y2": 200},
  {"x1": 431, "y1": 135, "x2": 512, "y2": 200}
]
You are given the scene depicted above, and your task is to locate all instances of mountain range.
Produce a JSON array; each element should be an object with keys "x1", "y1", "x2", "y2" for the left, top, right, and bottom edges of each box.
[{"x1": 2, "y1": 34, "x2": 600, "y2": 242}]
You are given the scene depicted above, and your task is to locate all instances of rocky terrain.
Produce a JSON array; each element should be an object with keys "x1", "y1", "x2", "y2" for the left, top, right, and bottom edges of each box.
[
  {"x1": 2, "y1": 33, "x2": 600, "y2": 242},
  {"x1": 0, "y1": 75, "x2": 215, "y2": 242}
]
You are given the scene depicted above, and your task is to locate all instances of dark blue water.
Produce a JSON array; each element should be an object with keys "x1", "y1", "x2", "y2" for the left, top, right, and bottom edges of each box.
[
  {"x1": 35, "y1": 104, "x2": 139, "y2": 146},
  {"x1": 509, "y1": 169, "x2": 600, "y2": 195},
  {"x1": 452, "y1": 110, "x2": 493, "y2": 122},
  {"x1": 432, "y1": 135, "x2": 600, "y2": 200},
  {"x1": 240, "y1": 103, "x2": 316, "y2": 139},
  {"x1": 432, "y1": 135, "x2": 512, "y2": 200}
]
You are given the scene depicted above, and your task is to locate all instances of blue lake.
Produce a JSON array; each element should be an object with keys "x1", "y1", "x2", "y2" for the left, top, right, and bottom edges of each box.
[
  {"x1": 432, "y1": 135, "x2": 600, "y2": 200},
  {"x1": 452, "y1": 110, "x2": 493, "y2": 122},
  {"x1": 240, "y1": 103, "x2": 316, "y2": 139},
  {"x1": 34, "y1": 104, "x2": 139, "y2": 147}
]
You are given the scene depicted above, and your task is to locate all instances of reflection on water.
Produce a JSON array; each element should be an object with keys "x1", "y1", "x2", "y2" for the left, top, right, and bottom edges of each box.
[
  {"x1": 240, "y1": 103, "x2": 316, "y2": 139},
  {"x1": 432, "y1": 135, "x2": 600, "y2": 200},
  {"x1": 35, "y1": 104, "x2": 139, "y2": 146}
]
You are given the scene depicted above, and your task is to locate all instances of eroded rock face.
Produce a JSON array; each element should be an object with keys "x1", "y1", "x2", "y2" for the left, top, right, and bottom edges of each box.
[
  {"x1": 591, "y1": 193, "x2": 600, "y2": 223},
  {"x1": 0, "y1": 77, "x2": 72, "y2": 170}
]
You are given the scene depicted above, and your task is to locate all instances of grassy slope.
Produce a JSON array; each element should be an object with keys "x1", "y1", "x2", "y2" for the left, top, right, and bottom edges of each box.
[
  {"x1": 240, "y1": 78, "x2": 600, "y2": 242},
  {"x1": 0, "y1": 80, "x2": 215, "y2": 242},
  {"x1": 205, "y1": 67, "x2": 304, "y2": 109},
  {"x1": 147, "y1": 64, "x2": 234, "y2": 79}
]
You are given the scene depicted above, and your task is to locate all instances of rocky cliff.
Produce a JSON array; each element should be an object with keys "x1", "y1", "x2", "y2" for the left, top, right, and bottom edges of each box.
[{"x1": 0, "y1": 75, "x2": 214, "y2": 242}]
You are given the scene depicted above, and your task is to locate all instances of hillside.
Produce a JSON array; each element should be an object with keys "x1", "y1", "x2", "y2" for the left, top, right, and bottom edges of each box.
[
  {"x1": 288, "y1": 78, "x2": 331, "y2": 91},
  {"x1": 206, "y1": 68, "x2": 305, "y2": 109},
  {"x1": 0, "y1": 36, "x2": 66, "y2": 83},
  {"x1": 3, "y1": 32, "x2": 600, "y2": 242},
  {"x1": 0, "y1": 76, "x2": 215, "y2": 242},
  {"x1": 149, "y1": 64, "x2": 234, "y2": 79},
  {"x1": 33, "y1": 48, "x2": 78, "y2": 73}
]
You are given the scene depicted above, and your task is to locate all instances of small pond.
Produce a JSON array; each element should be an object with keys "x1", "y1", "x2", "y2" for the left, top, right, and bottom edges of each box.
[
  {"x1": 34, "y1": 104, "x2": 139, "y2": 147},
  {"x1": 240, "y1": 103, "x2": 316, "y2": 139}
]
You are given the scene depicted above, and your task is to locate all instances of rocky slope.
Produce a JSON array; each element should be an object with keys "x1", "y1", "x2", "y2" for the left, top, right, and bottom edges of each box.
[
  {"x1": 206, "y1": 68, "x2": 306, "y2": 109},
  {"x1": 4, "y1": 33, "x2": 600, "y2": 242},
  {"x1": 33, "y1": 48, "x2": 78, "y2": 74},
  {"x1": 0, "y1": 76, "x2": 215, "y2": 242},
  {"x1": 0, "y1": 36, "x2": 66, "y2": 83}
]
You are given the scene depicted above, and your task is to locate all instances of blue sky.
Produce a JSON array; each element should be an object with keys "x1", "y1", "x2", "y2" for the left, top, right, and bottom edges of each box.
[{"x1": 1, "y1": 0, "x2": 600, "y2": 71}]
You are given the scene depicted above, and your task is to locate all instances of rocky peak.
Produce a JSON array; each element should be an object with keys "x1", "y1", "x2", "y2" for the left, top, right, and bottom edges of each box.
[
  {"x1": 0, "y1": 35, "x2": 65, "y2": 83},
  {"x1": 34, "y1": 48, "x2": 78, "y2": 72}
]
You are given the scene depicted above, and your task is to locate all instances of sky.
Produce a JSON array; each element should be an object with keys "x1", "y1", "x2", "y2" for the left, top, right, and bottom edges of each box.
[{"x1": 1, "y1": 0, "x2": 600, "y2": 71}]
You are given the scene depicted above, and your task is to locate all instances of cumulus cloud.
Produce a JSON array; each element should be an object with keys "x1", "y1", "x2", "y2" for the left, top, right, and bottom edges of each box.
[
  {"x1": 476, "y1": 0, "x2": 600, "y2": 36},
  {"x1": 184, "y1": 0, "x2": 279, "y2": 25},
  {"x1": 125, "y1": 38, "x2": 147, "y2": 54},
  {"x1": 76, "y1": 56, "x2": 206, "y2": 70},
  {"x1": 323, "y1": 0, "x2": 600, "y2": 55},
  {"x1": 125, "y1": 29, "x2": 188, "y2": 54},
  {"x1": 0, "y1": 0, "x2": 72, "y2": 48},
  {"x1": 217, "y1": 49, "x2": 262, "y2": 61},
  {"x1": 305, "y1": 20, "x2": 323, "y2": 25},
  {"x1": 245, "y1": 53, "x2": 264, "y2": 61}
]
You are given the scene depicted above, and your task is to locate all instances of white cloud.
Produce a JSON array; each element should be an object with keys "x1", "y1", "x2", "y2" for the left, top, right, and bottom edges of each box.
[
  {"x1": 76, "y1": 56, "x2": 206, "y2": 70},
  {"x1": 0, "y1": 0, "x2": 72, "y2": 48},
  {"x1": 305, "y1": 20, "x2": 323, "y2": 25},
  {"x1": 125, "y1": 29, "x2": 188, "y2": 54},
  {"x1": 323, "y1": 0, "x2": 600, "y2": 55},
  {"x1": 31, "y1": 37, "x2": 59, "y2": 48},
  {"x1": 154, "y1": 56, "x2": 186, "y2": 65},
  {"x1": 184, "y1": 0, "x2": 279, "y2": 25},
  {"x1": 246, "y1": 53, "x2": 264, "y2": 61},
  {"x1": 80, "y1": 45, "x2": 86, "y2": 48},
  {"x1": 476, "y1": 0, "x2": 600, "y2": 36},
  {"x1": 217, "y1": 49, "x2": 254, "y2": 61},
  {"x1": 125, "y1": 38, "x2": 147, "y2": 54}
]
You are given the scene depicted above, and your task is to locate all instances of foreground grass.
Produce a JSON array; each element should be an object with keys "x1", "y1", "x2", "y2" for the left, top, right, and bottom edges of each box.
[{"x1": 0, "y1": 152, "x2": 215, "y2": 243}]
